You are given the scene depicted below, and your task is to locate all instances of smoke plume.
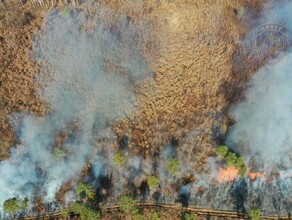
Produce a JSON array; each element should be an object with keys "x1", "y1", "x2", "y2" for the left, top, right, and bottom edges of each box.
[
  {"x1": 227, "y1": 1, "x2": 292, "y2": 174},
  {"x1": 0, "y1": 2, "x2": 152, "y2": 209}
]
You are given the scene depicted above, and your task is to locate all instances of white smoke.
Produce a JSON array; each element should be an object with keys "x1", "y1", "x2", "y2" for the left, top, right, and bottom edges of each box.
[
  {"x1": 0, "y1": 3, "x2": 152, "y2": 208},
  {"x1": 227, "y1": 1, "x2": 292, "y2": 173}
]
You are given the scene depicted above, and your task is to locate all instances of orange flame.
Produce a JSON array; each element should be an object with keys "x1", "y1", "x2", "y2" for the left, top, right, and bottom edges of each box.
[
  {"x1": 247, "y1": 169, "x2": 265, "y2": 180},
  {"x1": 216, "y1": 166, "x2": 239, "y2": 183},
  {"x1": 216, "y1": 167, "x2": 265, "y2": 182}
]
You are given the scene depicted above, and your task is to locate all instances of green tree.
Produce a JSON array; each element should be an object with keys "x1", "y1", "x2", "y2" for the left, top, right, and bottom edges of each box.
[
  {"x1": 151, "y1": 212, "x2": 160, "y2": 220},
  {"x1": 134, "y1": 213, "x2": 145, "y2": 220},
  {"x1": 61, "y1": 208, "x2": 68, "y2": 218},
  {"x1": 182, "y1": 212, "x2": 196, "y2": 220},
  {"x1": 77, "y1": 182, "x2": 96, "y2": 200},
  {"x1": 53, "y1": 148, "x2": 66, "y2": 158},
  {"x1": 216, "y1": 145, "x2": 229, "y2": 159},
  {"x1": 113, "y1": 151, "x2": 124, "y2": 167},
  {"x1": 225, "y1": 152, "x2": 238, "y2": 167},
  {"x1": 147, "y1": 175, "x2": 160, "y2": 189},
  {"x1": 248, "y1": 207, "x2": 261, "y2": 220},
  {"x1": 71, "y1": 202, "x2": 100, "y2": 220},
  {"x1": 3, "y1": 198, "x2": 28, "y2": 215},
  {"x1": 166, "y1": 158, "x2": 180, "y2": 175},
  {"x1": 235, "y1": 157, "x2": 245, "y2": 168},
  {"x1": 119, "y1": 195, "x2": 137, "y2": 214}
]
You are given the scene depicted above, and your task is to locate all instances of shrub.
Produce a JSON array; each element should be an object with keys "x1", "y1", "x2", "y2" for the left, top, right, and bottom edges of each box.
[
  {"x1": 216, "y1": 145, "x2": 229, "y2": 159},
  {"x1": 113, "y1": 151, "x2": 124, "y2": 167},
  {"x1": 248, "y1": 207, "x2": 261, "y2": 220},
  {"x1": 3, "y1": 198, "x2": 28, "y2": 214},
  {"x1": 151, "y1": 212, "x2": 160, "y2": 220},
  {"x1": 71, "y1": 202, "x2": 100, "y2": 220},
  {"x1": 147, "y1": 176, "x2": 160, "y2": 189},
  {"x1": 76, "y1": 183, "x2": 96, "y2": 200},
  {"x1": 182, "y1": 212, "x2": 196, "y2": 220},
  {"x1": 119, "y1": 195, "x2": 137, "y2": 214},
  {"x1": 166, "y1": 158, "x2": 180, "y2": 175}
]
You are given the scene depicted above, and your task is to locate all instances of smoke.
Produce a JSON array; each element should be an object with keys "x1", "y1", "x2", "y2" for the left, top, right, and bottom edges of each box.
[
  {"x1": 227, "y1": 1, "x2": 292, "y2": 173},
  {"x1": 0, "y1": 2, "x2": 152, "y2": 209}
]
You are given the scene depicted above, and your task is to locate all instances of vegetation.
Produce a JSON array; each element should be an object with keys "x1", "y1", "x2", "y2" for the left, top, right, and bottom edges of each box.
[
  {"x1": 119, "y1": 195, "x2": 137, "y2": 214},
  {"x1": 151, "y1": 212, "x2": 160, "y2": 220},
  {"x1": 216, "y1": 145, "x2": 247, "y2": 176},
  {"x1": 53, "y1": 148, "x2": 66, "y2": 158},
  {"x1": 166, "y1": 158, "x2": 180, "y2": 175},
  {"x1": 134, "y1": 213, "x2": 145, "y2": 220},
  {"x1": 3, "y1": 198, "x2": 28, "y2": 215},
  {"x1": 147, "y1": 175, "x2": 160, "y2": 189},
  {"x1": 62, "y1": 6, "x2": 71, "y2": 17},
  {"x1": 248, "y1": 207, "x2": 261, "y2": 220},
  {"x1": 60, "y1": 208, "x2": 68, "y2": 218},
  {"x1": 182, "y1": 212, "x2": 197, "y2": 220},
  {"x1": 71, "y1": 202, "x2": 100, "y2": 220},
  {"x1": 216, "y1": 145, "x2": 229, "y2": 159},
  {"x1": 76, "y1": 182, "x2": 96, "y2": 200},
  {"x1": 113, "y1": 151, "x2": 124, "y2": 167},
  {"x1": 225, "y1": 152, "x2": 238, "y2": 166}
]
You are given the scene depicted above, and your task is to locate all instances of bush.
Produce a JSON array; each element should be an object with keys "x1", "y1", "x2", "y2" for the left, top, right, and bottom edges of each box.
[
  {"x1": 248, "y1": 207, "x2": 261, "y2": 220},
  {"x1": 71, "y1": 202, "x2": 100, "y2": 220},
  {"x1": 3, "y1": 198, "x2": 28, "y2": 215},
  {"x1": 113, "y1": 151, "x2": 124, "y2": 167},
  {"x1": 166, "y1": 158, "x2": 180, "y2": 175},
  {"x1": 216, "y1": 145, "x2": 229, "y2": 159},
  {"x1": 151, "y1": 212, "x2": 160, "y2": 220},
  {"x1": 76, "y1": 183, "x2": 96, "y2": 200},
  {"x1": 182, "y1": 212, "x2": 196, "y2": 220},
  {"x1": 119, "y1": 195, "x2": 137, "y2": 214},
  {"x1": 147, "y1": 176, "x2": 160, "y2": 189}
]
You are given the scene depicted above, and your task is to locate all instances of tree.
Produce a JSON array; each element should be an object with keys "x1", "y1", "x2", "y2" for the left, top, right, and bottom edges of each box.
[
  {"x1": 77, "y1": 182, "x2": 96, "y2": 200},
  {"x1": 235, "y1": 157, "x2": 245, "y2": 168},
  {"x1": 182, "y1": 212, "x2": 197, "y2": 220},
  {"x1": 147, "y1": 176, "x2": 160, "y2": 189},
  {"x1": 225, "y1": 152, "x2": 238, "y2": 167},
  {"x1": 113, "y1": 151, "x2": 124, "y2": 167},
  {"x1": 61, "y1": 208, "x2": 68, "y2": 218},
  {"x1": 53, "y1": 148, "x2": 66, "y2": 158},
  {"x1": 3, "y1": 198, "x2": 28, "y2": 215},
  {"x1": 71, "y1": 202, "x2": 100, "y2": 220},
  {"x1": 248, "y1": 207, "x2": 261, "y2": 220},
  {"x1": 134, "y1": 213, "x2": 145, "y2": 220},
  {"x1": 151, "y1": 212, "x2": 160, "y2": 220},
  {"x1": 239, "y1": 165, "x2": 247, "y2": 176},
  {"x1": 166, "y1": 158, "x2": 180, "y2": 175},
  {"x1": 119, "y1": 195, "x2": 137, "y2": 214},
  {"x1": 216, "y1": 145, "x2": 229, "y2": 159}
]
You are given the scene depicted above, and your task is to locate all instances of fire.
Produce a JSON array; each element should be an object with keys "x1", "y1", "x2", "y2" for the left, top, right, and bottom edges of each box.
[
  {"x1": 216, "y1": 167, "x2": 265, "y2": 182},
  {"x1": 247, "y1": 169, "x2": 265, "y2": 180},
  {"x1": 216, "y1": 166, "x2": 239, "y2": 183}
]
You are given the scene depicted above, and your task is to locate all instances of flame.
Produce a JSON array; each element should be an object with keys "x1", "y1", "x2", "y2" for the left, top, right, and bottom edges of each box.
[
  {"x1": 247, "y1": 169, "x2": 265, "y2": 180},
  {"x1": 216, "y1": 166, "x2": 239, "y2": 183},
  {"x1": 216, "y1": 167, "x2": 265, "y2": 182}
]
